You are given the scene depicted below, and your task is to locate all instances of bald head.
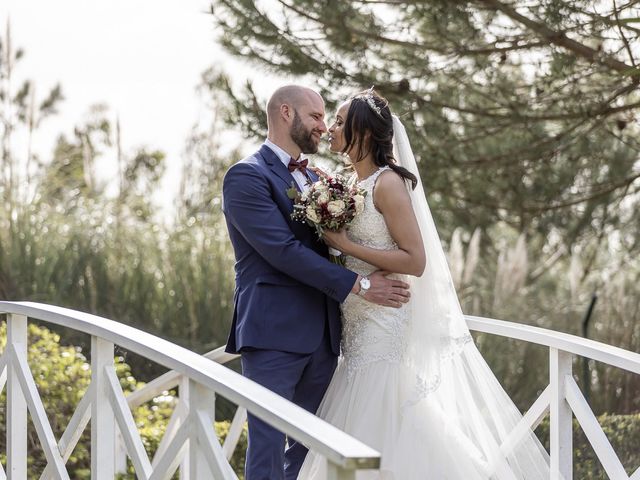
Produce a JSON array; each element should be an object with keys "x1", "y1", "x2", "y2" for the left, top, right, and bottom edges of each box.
[
  {"x1": 266, "y1": 85, "x2": 327, "y2": 157},
  {"x1": 266, "y1": 85, "x2": 322, "y2": 128}
]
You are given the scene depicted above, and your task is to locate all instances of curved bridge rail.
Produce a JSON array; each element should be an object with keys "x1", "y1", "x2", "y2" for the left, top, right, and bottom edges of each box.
[
  {"x1": 131, "y1": 316, "x2": 640, "y2": 480},
  {"x1": 1, "y1": 302, "x2": 639, "y2": 479},
  {"x1": 466, "y1": 316, "x2": 640, "y2": 480},
  {"x1": 0, "y1": 301, "x2": 379, "y2": 480}
]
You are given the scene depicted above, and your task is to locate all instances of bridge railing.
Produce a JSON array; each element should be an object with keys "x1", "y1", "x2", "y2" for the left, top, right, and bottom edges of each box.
[
  {"x1": 130, "y1": 315, "x2": 640, "y2": 480},
  {"x1": 0, "y1": 301, "x2": 379, "y2": 480},
  {"x1": 1, "y1": 301, "x2": 639, "y2": 479},
  {"x1": 466, "y1": 315, "x2": 640, "y2": 480}
]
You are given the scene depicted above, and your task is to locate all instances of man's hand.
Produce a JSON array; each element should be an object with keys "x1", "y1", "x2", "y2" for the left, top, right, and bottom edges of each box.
[{"x1": 359, "y1": 270, "x2": 410, "y2": 308}]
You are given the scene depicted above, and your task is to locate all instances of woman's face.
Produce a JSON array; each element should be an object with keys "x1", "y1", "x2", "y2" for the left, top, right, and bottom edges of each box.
[{"x1": 328, "y1": 101, "x2": 351, "y2": 154}]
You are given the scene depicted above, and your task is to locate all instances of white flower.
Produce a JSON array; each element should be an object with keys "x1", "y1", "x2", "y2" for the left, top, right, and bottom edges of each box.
[
  {"x1": 315, "y1": 182, "x2": 329, "y2": 193},
  {"x1": 327, "y1": 200, "x2": 345, "y2": 216},
  {"x1": 300, "y1": 191, "x2": 309, "y2": 202},
  {"x1": 306, "y1": 206, "x2": 320, "y2": 223},
  {"x1": 353, "y1": 194, "x2": 365, "y2": 214},
  {"x1": 317, "y1": 192, "x2": 330, "y2": 204}
]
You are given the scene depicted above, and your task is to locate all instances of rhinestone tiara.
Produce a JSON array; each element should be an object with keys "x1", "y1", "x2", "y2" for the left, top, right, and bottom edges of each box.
[{"x1": 361, "y1": 86, "x2": 383, "y2": 117}]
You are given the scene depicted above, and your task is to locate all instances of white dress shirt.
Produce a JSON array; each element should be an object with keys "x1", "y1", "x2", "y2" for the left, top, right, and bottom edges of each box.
[{"x1": 264, "y1": 139, "x2": 310, "y2": 191}]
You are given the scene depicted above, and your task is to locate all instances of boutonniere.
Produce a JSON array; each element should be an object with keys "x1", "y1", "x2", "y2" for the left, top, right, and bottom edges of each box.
[{"x1": 286, "y1": 182, "x2": 300, "y2": 201}]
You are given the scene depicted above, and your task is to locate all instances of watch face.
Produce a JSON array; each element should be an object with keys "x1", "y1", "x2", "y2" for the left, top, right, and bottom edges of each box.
[{"x1": 360, "y1": 277, "x2": 371, "y2": 290}]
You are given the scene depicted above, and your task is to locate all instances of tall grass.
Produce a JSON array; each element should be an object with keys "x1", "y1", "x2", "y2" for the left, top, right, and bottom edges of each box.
[
  {"x1": 2, "y1": 187, "x2": 638, "y2": 415},
  {"x1": 0, "y1": 197, "x2": 235, "y2": 381},
  {"x1": 448, "y1": 224, "x2": 640, "y2": 415}
]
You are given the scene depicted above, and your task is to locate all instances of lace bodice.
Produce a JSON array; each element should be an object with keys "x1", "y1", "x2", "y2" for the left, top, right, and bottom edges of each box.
[
  {"x1": 341, "y1": 167, "x2": 410, "y2": 377},
  {"x1": 344, "y1": 167, "x2": 398, "y2": 276}
]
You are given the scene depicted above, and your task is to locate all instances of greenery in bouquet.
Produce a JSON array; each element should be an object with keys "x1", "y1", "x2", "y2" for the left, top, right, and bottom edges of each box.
[{"x1": 287, "y1": 173, "x2": 366, "y2": 237}]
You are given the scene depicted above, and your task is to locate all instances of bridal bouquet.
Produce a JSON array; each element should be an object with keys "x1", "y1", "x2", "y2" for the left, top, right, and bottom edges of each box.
[{"x1": 287, "y1": 172, "x2": 366, "y2": 259}]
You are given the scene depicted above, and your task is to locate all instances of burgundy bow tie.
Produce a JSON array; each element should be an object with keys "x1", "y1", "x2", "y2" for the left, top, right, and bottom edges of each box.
[{"x1": 288, "y1": 157, "x2": 309, "y2": 175}]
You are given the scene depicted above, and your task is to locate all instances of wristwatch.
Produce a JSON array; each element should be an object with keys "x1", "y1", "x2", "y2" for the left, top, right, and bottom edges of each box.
[{"x1": 357, "y1": 276, "x2": 371, "y2": 296}]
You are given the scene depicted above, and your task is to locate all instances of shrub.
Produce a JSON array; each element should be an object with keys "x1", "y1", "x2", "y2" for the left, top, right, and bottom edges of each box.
[
  {"x1": 536, "y1": 413, "x2": 640, "y2": 478},
  {"x1": 0, "y1": 321, "x2": 247, "y2": 478}
]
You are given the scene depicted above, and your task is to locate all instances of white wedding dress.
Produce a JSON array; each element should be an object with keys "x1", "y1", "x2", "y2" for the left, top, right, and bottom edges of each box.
[{"x1": 299, "y1": 118, "x2": 553, "y2": 479}]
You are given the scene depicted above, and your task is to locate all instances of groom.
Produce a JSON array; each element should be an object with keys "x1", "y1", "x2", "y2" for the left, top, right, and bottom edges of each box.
[{"x1": 222, "y1": 85, "x2": 410, "y2": 480}]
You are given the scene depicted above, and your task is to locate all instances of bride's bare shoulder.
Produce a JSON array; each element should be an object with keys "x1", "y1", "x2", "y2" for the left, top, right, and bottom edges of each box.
[
  {"x1": 372, "y1": 168, "x2": 412, "y2": 209},
  {"x1": 374, "y1": 168, "x2": 409, "y2": 192}
]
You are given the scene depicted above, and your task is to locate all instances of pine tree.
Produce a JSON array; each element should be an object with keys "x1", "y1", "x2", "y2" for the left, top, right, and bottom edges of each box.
[{"x1": 208, "y1": 0, "x2": 640, "y2": 250}]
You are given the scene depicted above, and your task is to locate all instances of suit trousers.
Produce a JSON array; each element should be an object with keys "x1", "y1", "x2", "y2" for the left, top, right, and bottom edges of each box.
[{"x1": 240, "y1": 330, "x2": 337, "y2": 480}]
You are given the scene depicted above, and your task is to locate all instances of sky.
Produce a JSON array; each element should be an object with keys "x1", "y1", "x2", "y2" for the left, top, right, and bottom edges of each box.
[{"x1": 0, "y1": 0, "x2": 282, "y2": 216}]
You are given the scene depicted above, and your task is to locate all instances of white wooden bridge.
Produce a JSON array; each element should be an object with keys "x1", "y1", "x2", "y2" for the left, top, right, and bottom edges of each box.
[{"x1": 0, "y1": 301, "x2": 639, "y2": 479}]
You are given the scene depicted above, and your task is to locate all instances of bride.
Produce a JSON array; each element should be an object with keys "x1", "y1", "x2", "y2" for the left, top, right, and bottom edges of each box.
[{"x1": 298, "y1": 88, "x2": 551, "y2": 479}]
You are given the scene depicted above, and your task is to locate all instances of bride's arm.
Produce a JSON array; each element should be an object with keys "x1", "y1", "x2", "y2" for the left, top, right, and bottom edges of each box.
[{"x1": 323, "y1": 171, "x2": 426, "y2": 277}]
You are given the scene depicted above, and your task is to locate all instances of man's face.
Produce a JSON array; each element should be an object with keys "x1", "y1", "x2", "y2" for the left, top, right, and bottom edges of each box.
[{"x1": 289, "y1": 94, "x2": 327, "y2": 154}]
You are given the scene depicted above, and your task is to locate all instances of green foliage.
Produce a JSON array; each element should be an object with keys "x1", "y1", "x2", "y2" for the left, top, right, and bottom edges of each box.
[
  {"x1": 208, "y1": 1, "x2": 640, "y2": 343},
  {"x1": 536, "y1": 413, "x2": 640, "y2": 478},
  {"x1": 0, "y1": 321, "x2": 248, "y2": 478},
  {"x1": 0, "y1": 322, "x2": 90, "y2": 474},
  {"x1": 2, "y1": 319, "x2": 639, "y2": 478},
  {"x1": 455, "y1": 222, "x2": 640, "y2": 415},
  {"x1": 0, "y1": 321, "x2": 166, "y2": 477},
  {"x1": 0, "y1": 196, "x2": 235, "y2": 365},
  {"x1": 215, "y1": 420, "x2": 248, "y2": 477},
  {"x1": 0, "y1": 39, "x2": 237, "y2": 366},
  {"x1": 38, "y1": 104, "x2": 112, "y2": 206},
  {"x1": 0, "y1": 25, "x2": 237, "y2": 366},
  {"x1": 0, "y1": 23, "x2": 64, "y2": 217},
  {"x1": 210, "y1": 0, "x2": 640, "y2": 241},
  {"x1": 206, "y1": 0, "x2": 640, "y2": 415},
  {"x1": 0, "y1": 14, "x2": 638, "y2": 477}
]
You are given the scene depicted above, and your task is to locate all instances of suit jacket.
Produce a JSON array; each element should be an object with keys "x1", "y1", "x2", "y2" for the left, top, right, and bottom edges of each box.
[{"x1": 222, "y1": 144, "x2": 357, "y2": 355}]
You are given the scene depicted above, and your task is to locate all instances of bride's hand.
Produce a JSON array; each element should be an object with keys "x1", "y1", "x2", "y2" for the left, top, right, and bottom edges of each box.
[
  {"x1": 322, "y1": 229, "x2": 350, "y2": 253},
  {"x1": 309, "y1": 166, "x2": 330, "y2": 179}
]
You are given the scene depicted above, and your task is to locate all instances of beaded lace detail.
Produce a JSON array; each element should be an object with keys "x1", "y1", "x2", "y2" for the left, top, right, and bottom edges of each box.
[{"x1": 340, "y1": 167, "x2": 410, "y2": 378}]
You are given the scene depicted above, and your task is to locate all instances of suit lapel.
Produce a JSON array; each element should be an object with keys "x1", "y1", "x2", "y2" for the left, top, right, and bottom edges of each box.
[
  {"x1": 257, "y1": 144, "x2": 320, "y2": 242},
  {"x1": 258, "y1": 144, "x2": 299, "y2": 190}
]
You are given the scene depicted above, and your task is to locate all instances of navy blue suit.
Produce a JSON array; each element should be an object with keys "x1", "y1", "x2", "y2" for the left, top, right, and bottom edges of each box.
[{"x1": 222, "y1": 144, "x2": 356, "y2": 480}]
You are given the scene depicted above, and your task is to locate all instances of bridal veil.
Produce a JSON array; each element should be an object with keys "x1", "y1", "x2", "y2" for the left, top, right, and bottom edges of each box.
[{"x1": 391, "y1": 115, "x2": 552, "y2": 478}]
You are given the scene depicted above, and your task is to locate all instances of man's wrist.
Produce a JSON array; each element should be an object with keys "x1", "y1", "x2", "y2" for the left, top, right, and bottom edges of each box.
[
  {"x1": 357, "y1": 275, "x2": 371, "y2": 296},
  {"x1": 351, "y1": 275, "x2": 362, "y2": 294}
]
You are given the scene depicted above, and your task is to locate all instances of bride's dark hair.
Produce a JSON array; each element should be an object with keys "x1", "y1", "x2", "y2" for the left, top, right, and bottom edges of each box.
[{"x1": 342, "y1": 89, "x2": 417, "y2": 190}]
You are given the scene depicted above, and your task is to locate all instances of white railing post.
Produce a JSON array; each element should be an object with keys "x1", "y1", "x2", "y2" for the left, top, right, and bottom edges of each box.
[
  {"x1": 550, "y1": 348, "x2": 573, "y2": 480},
  {"x1": 114, "y1": 427, "x2": 128, "y2": 474},
  {"x1": 179, "y1": 375, "x2": 191, "y2": 479},
  {"x1": 91, "y1": 336, "x2": 115, "y2": 480},
  {"x1": 187, "y1": 379, "x2": 216, "y2": 480},
  {"x1": 7, "y1": 313, "x2": 28, "y2": 479},
  {"x1": 0, "y1": 302, "x2": 382, "y2": 479}
]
